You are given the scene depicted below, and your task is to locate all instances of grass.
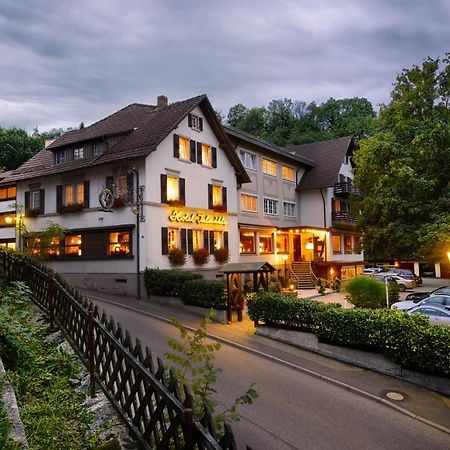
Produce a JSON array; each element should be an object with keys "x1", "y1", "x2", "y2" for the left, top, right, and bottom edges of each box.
[{"x1": 0, "y1": 279, "x2": 98, "y2": 449}]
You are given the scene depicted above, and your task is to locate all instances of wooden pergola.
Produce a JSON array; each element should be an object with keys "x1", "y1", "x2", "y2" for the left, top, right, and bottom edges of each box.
[{"x1": 220, "y1": 262, "x2": 276, "y2": 322}]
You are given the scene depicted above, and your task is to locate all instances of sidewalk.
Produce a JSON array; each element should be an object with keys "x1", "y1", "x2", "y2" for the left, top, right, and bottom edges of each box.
[{"x1": 80, "y1": 287, "x2": 450, "y2": 432}]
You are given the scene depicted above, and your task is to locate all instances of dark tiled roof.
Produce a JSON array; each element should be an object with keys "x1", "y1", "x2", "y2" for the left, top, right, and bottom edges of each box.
[
  {"x1": 46, "y1": 103, "x2": 156, "y2": 149},
  {"x1": 287, "y1": 137, "x2": 353, "y2": 190},
  {"x1": 224, "y1": 126, "x2": 314, "y2": 167},
  {"x1": 5, "y1": 95, "x2": 250, "y2": 184}
]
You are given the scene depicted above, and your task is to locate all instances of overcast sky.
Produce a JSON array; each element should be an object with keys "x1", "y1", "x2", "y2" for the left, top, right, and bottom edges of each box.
[{"x1": 1, "y1": 0, "x2": 449, "y2": 132}]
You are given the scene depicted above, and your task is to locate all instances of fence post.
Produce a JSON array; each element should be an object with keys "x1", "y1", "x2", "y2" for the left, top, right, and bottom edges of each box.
[
  {"x1": 47, "y1": 271, "x2": 55, "y2": 330},
  {"x1": 88, "y1": 304, "x2": 96, "y2": 398},
  {"x1": 183, "y1": 408, "x2": 194, "y2": 449}
]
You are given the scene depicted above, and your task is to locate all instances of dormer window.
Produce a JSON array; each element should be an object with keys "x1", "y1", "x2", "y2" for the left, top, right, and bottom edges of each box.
[
  {"x1": 73, "y1": 147, "x2": 84, "y2": 160},
  {"x1": 188, "y1": 113, "x2": 203, "y2": 132},
  {"x1": 55, "y1": 150, "x2": 65, "y2": 164}
]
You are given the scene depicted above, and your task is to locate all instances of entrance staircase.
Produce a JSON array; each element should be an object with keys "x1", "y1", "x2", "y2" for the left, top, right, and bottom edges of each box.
[{"x1": 290, "y1": 262, "x2": 315, "y2": 289}]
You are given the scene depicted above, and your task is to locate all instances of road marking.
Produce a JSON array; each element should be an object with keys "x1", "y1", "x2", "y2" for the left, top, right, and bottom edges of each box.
[{"x1": 88, "y1": 294, "x2": 450, "y2": 437}]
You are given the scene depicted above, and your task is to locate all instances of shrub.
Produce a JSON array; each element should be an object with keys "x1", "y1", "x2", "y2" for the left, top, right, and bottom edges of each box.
[
  {"x1": 180, "y1": 279, "x2": 227, "y2": 310},
  {"x1": 144, "y1": 268, "x2": 202, "y2": 296},
  {"x1": 268, "y1": 275, "x2": 281, "y2": 293},
  {"x1": 214, "y1": 247, "x2": 229, "y2": 264},
  {"x1": 192, "y1": 248, "x2": 209, "y2": 266},
  {"x1": 168, "y1": 248, "x2": 186, "y2": 268},
  {"x1": 316, "y1": 278, "x2": 326, "y2": 295},
  {"x1": 247, "y1": 291, "x2": 450, "y2": 377},
  {"x1": 343, "y1": 276, "x2": 385, "y2": 308},
  {"x1": 388, "y1": 280, "x2": 400, "y2": 306}
]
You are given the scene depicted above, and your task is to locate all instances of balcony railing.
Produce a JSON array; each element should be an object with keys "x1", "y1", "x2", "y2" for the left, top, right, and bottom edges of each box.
[
  {"x1": 332, "y1": 211, "x2": 357, "y2": 224},
  {"x1": 334, "y1": 182, "x2": 362, "y2": 197}
]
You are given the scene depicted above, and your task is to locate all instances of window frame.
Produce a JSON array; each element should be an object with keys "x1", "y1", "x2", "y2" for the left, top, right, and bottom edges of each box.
[
  {"x1": 239, "y1": 230, "x2": 256, "y2": 254},
  {"x1": 263, "y1": 197, "x2": 278, "y2": 216},
  {"x1": 259, "y1": 232, "x2": 274, "y2": 254},
  {"x1": 190, "y1": 114, "x2": 201, "y2": 132},
  {"x1": 178, "y1": 136, "x2": 190, "y2": 161},
  {"x1": 240, "y1": 150, "x2": 257, "y2": 171},
  {"x1": 240, "y1": 193, "x2": 258, "y2": 213},
  {"x1": 73, "y1": 147, "x2": 84, "y2": 160},
  {"x1": 332, "y1": 234, "x2": 342, "y2": 254},
  {"x1": 282, "y1": 164, "x2": 296, "y2": 182},
  {"x1": 0, "y1": 186, "x2": 16, "y2": 201},
  {"x1": 262, "y1": 158, "x2": 277, "y2": 177},
  {"x1": 63, "y1": 182, "x2": 84, "y2": 206},
  {"x1": 166, "y1": 175, "x2": 180, "y2": 202},
  {"x1": 283, "y1": 201, "x2": 296, "y2": 218},
  {"x1": 201, "y1": 144, "x2": 212, "y2": 167}
]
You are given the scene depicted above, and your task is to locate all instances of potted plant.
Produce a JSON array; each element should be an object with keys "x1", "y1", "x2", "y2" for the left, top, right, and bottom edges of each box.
[
  {"x1": 192, "y1": 248, "x2": 209, "y2": 266},
  {"x1": 214, "y1": 247, "x2": 229, "y2": 264},
  {"x1": 168, "y1": 248, "x2": 186, "y2": 268},
  {"x1": 58, "y1": 203, "x2": 84, "y2": 214}
]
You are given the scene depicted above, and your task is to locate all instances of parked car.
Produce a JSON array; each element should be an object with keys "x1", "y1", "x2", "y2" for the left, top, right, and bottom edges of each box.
[
  {"x1": 390, "y1": 269, "x2": 422, "y2": 285},
  {"x1": 391, "y1": 294, "x2": 450, "y2": 311},
  {"x1": 405, "y1": 286, "x2": 450, "y2": 302},
  {"x1": 376, "y1": 274, "x2": 416, "y2": 291},
  {"x1": 363, "y1": 267, "x2": 383, "y2": 274},
  {"x1": 407, "y1": 305, "x2": 450, "y2": 327}
]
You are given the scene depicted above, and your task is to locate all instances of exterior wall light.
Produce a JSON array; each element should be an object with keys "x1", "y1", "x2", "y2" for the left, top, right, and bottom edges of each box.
[{"x1": 5, "y1": 216, "x2": 13, "y2": 225}]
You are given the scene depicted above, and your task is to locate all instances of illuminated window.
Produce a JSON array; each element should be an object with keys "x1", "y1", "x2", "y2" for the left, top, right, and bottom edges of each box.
[
  {"x1": 344, "y1": 235, "x2": 352, "y2": 253},
  {"x1": 63, "y1": 183, "x2": 84, "y2": 206},
  {"x1": 179, "y1": 137, "x2": 190, "y2": 160},
  {"x1": 46, "y1": 237, "x2": 60, "y2": 257},
  {"x1": 283, "y1": 202, "x2": 295, "y2": 218},
  {"x1": 353, "y1": 236, "x2": 361, "y2": 254},
  {"x1": 240, "y1": 231, "x2": 255, "y2": 253},
  {"x1": 240, "y1": 151, "x2": 256, "y2": 171},
  {"x1": 168, "y1": 228, "x2": 178, "y2": 250},
  {"x1": 116, "y1": 175, "x2": 128, "y2": 196},
  {"x1": 192, "y1": 230, "x2": 203, "y2": 251},
  {"x1": 73, "y1": 147, "x2": 84, "y2": 160},
  {"x1": 212, "y1": 185, "x2": 222, "y2": 206},
  {"x1": 263, "y1": 198, "x2": 278, "y2": 215},
  {"x1": 108, "y1": 231, "x2": 130, "y2": 256},
  {"x1": 259, "y1": 233, "x2": 273, "y2": 253},
  {"x1": 213, "y1": 231, "x2": 223, "y2": 250},
  {"x1": 332, "y1": 234, "x2": 342, "y2": 253},
  {"x1": 262, "y1": 158, "x2": 277, "y2": 176},
  {"x1": 0, "y1": 213, "x2": 16, "y2": 227},
  {"x1": 241, "y1": 194, "x2": 257, "y2": 213},
  {"x1": 282, "y1": 165, "x2": 295, "y2": 182},
  {"x1": 65, "y1": 235, "x2": 82, "y2": 257},
  {"x1": 0, "y1": 186, "x2": 16, "y2": 200},
  {"x1": 202, "y1": 144, "x2": 212, "y2": 166},
  {"x1": 276, "y1": 233, "x2": 288, "y2": 253},
  {"x1": 167, "y1": 176, "x2": 180, "y2": 202}
]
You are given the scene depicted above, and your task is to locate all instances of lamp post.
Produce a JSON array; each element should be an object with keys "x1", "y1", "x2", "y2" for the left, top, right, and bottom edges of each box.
[{"x1": 282, "y1": 254, "x2": 288, "y2": 279}]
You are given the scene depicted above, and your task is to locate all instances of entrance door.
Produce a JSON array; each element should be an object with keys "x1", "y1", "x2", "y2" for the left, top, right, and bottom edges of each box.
[{"x1": 293, "y1": 235, "x2": 302, "y2": 262}]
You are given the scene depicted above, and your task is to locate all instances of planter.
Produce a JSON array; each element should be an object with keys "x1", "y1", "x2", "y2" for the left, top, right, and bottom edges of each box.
[{"x1": 58, "y1": 204, "x2": 84, "y2": 214}]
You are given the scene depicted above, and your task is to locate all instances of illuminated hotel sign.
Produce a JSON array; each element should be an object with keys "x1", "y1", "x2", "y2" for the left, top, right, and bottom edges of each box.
[{"x1": 168, "y1": 210, "x2": 228, "y2": 226}]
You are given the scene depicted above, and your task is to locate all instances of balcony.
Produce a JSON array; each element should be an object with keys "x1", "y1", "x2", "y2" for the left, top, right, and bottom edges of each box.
[
  {"x1": 332, "y1": 211, "x2": 357, "y2": 225},
  {"x1": 334, "y1": 182, "x2": 361, "y2": 197}
]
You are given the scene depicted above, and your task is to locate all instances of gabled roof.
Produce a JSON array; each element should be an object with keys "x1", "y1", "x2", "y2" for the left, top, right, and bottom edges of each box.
[
  {"x1": 224, "y1": 126, "x2": 314, "y2": 168},
  {"x1": 6, "y1": 95, "x2": 250, "y2": 184},
  {"x1": 220, "y1": 261, "x2": 276, "y2": 273},
  {"x1": 287, "y1": 136, "x2": 354, "y2": 190}
]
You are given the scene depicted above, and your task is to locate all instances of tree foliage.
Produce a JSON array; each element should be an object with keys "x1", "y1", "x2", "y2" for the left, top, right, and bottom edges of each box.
[
  {"x1": 226, "y1": 97, "x2": 376, "y2": 146},
  {"x1": 353, "y1": 55, "x2": 450, "y2": 261}
]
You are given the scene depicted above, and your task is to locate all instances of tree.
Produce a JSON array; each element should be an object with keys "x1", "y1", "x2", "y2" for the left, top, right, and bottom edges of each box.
[
  {"x1": 353, "y1": 55, "x2": 450, "y2": 262},
  {"x1": 0, "y1": 127, "x2": 44, "y2": 171},
  {"x1": 226, "y1": 103, "x2": 247, "y2": 127}
]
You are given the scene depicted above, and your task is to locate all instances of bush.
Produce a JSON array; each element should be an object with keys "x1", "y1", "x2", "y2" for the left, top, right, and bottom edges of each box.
[
  {"x1": 316, "y1": 278, "x2": 326, "y2": 295},
  {"x1": 192, "y1": 248, "x2": 209, "y2": 266},
  {"x1": 214, "y1": 247, "x2": 229, "y2": 264},
  {"x1": 144, "y1": 269, "x2": 203, "y2": 296},
  {"x1": 343, "y1": 276, "x2": 385, "y2": 308},
  {"x1": 168, "y1": 248, "x2": 186, "y2": 268},
  {"x1": 180, "y1": 279, "x2": 227, "y2": 310},
  {"x1": 388, "y1": 280, "x2": 400, "y2": 306},
  {"x1": 247, "y1": 291, "x2": 450, "y2": 377}
]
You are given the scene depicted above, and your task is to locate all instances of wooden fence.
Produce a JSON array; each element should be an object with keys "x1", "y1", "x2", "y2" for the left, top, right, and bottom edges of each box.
[{"x1": 0, "y1": 251, "x2": 237, "y2": 450}]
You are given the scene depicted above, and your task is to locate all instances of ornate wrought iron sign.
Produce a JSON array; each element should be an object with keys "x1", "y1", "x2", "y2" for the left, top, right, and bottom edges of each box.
[{"x1": 99, "y1": 184, "x2": 145, "y2": 222}]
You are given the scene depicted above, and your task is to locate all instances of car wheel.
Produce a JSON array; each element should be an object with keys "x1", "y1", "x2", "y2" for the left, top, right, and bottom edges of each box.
[{"x1": 399, "y1": 284, "x2": 406, "y2": 292}]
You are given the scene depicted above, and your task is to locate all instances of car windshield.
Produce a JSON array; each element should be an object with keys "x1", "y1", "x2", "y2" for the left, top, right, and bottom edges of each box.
[{"x1": 435, "y1": 287, "x2": 450, "y2": 295}]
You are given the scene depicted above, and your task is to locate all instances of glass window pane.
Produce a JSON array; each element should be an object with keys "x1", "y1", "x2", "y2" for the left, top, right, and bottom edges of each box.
[
  {"x1": 333, "y1": 235, "x2": 342, "y2": 253},
  {"x1": 259, "y1": 233, "x2": 273, "y2": 253},
  {"x1": 282, "y1": 165, "x2": 295, "y2": 181},
  {"x1": 65, "y1": 235, "x2": 82, "y2": 256},
  {"x1": 202, "y1": 144, "x2": 212, "y2": 166},
  {"x1": 241, "y1": 194, "x2": 257, "y2": 212},
  {"x1": 179, "y1": 137, "x2": 190, "y2": 160},
  {"x1": 262, "y1": 158, "x2": 277, "y2": 176},
  {"x1": 108, "y1": 231, "x2": 130, "y2": 255},
  {"x1": 240, "y1": 231, "x2": 255, "y2": 253},
  {"x1": 167, "y1": 176, "x2": 179, "y2": 201},
  {"x1": 212, "y1": 185, "x2": 222, "y2": 206}
]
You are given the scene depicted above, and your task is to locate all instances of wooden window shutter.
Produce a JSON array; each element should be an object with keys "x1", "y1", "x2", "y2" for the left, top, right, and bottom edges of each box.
[
  {"x1": 199, "y1": 117, "x2": 203, "y2": 131},
  {"x1": 190, "y1": 140, "x2": 196, "y2": 162},
  {"x1": 212, "y1": 147, "x2": 217, "y2": 168},
  {"x1": 83, "y1": 181, "x2": 90, "y2": 208},
  {"x1": 179, "y1": 178, "x2": 185, "y2": 205},
  {"x1": 105, "y1": 176, "x2": 114, "y2": 187},
  {"x1": 56, "y1": 185, "x2": 63, "y2": 211},
  {"x1": 203, "y1": 230, "x2": 209, "y2": 251},
  {"x1": 127, "y1": 173, "x2": 134, "y2": 191},
  {"x1": 24, "y1": 191, "x2": 30, "y2": 215},
  {"x1": 161, "y1": 227, "x2": 168, "y2": 255},
  {"x1": 187, "y1": 229, "x2": 193, "y2": 255},
  {"x1": 39, "y1": 189, "x2": 45, "y2": 215},
  {"x1": 224, "y1": 231, "x2": 229, "y2": 250},
  {"x1": 222, "y1": 187, "x2": 227, "y2": 211},
  {"x1": 173, "y1": 134, "x2": 180, "y2": 158},
  {"x1": 180, "y1": 228, "x2": 187, "y2": 253},
  {"x1": 188, "y1": 114, "x2": 192, "y2": 127},
  {"x1": 208, "y1": 184, "x2": 213, "y2": 210},
  {"x1": 209, "y1": 230, "x2": 215, "y2": 255},
  {"x1": 161, "y1": 174, "x2": 167, "y2": 203},
  {"x1": 197, "y1": 142, "x2": 202, "y2": 165}
]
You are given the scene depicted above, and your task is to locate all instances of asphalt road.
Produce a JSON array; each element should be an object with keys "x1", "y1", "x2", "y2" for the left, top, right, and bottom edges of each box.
[{"x1": 90, "y1": 297, "x2": 450, "y2": 450}]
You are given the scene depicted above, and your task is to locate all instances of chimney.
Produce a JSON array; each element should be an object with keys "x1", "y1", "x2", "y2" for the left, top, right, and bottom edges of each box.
[{"x1": 157, "y1": 95, "x2": 168, "y2": 108}]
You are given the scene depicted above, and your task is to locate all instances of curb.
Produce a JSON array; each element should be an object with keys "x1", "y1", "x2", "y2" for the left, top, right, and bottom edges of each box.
[
  {"x1": 88, "y1": 294, "x2": 450, "y2": 437},
  {"x1": 0, "y1": 358, "x2": 29, "y2": 448}
]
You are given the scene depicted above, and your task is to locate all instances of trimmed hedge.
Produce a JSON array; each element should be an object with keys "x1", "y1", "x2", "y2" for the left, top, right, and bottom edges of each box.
[
  {"x1": 180, "y1": 279, "x2": 227, "y2": 310},
  {"x1": 247, "y1": 292, "x2": 450, "y2": 377},
  {"x1": 144, "y1": 269, "x2": 203, "y2": 296},
  {"x1": 342, "y1": 276, "x2": 385, "y2": 308}
]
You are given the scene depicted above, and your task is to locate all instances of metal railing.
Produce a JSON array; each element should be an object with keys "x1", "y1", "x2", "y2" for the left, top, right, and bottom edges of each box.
[
  {"x1": 332, "y1": 211, "x2": 357, "y2": 224},
  {"x1": 0, "y1": 251, "x2": 236, "y2": 449}
]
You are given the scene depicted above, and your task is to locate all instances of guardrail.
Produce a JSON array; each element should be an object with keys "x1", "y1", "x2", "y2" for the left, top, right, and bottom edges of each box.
[{"x1": 0, "y1": 251, "x2": 237, "y2": 449}]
